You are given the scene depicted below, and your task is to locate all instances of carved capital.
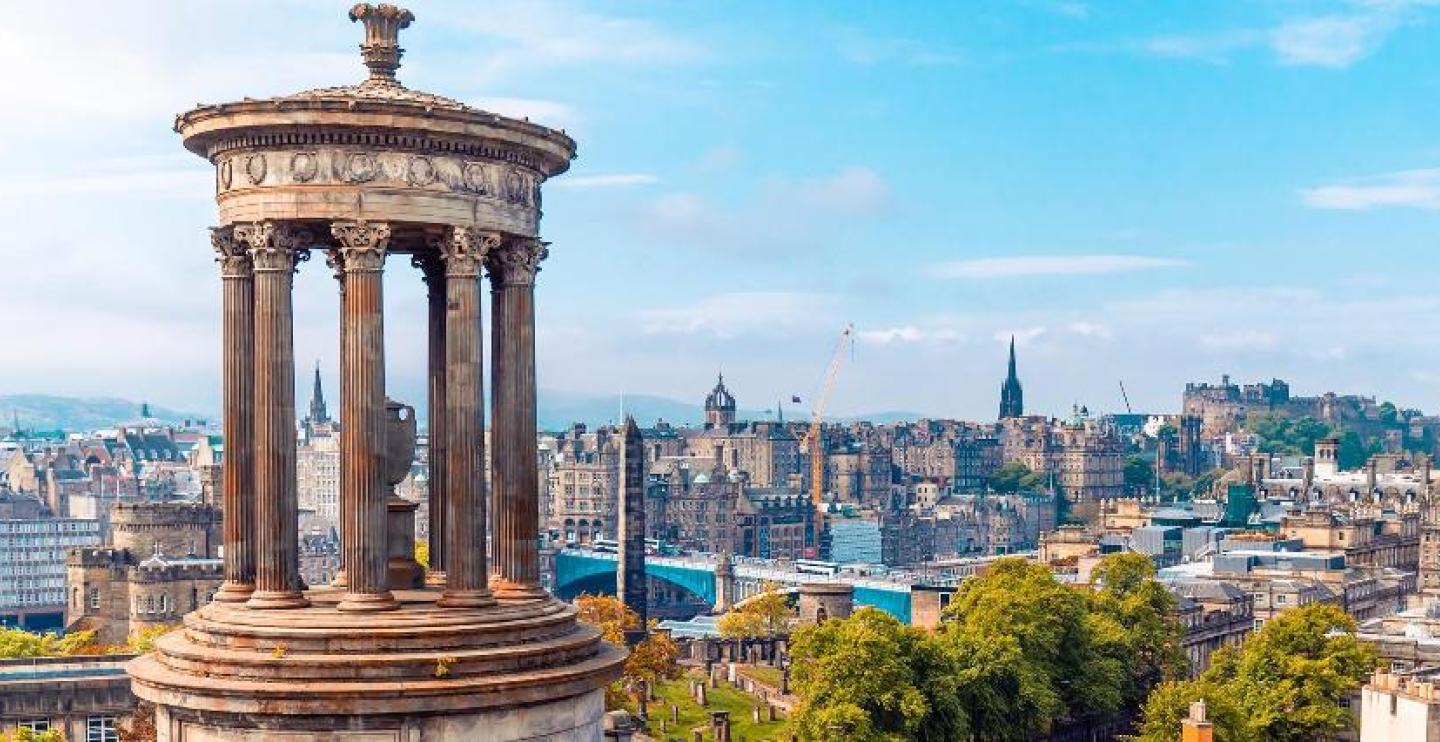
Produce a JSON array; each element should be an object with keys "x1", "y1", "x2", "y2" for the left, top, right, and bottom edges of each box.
[
  {"x1": 330, "y1": 220, "x2": 390, "y2": 272},
  {"x1": 429, "y1": 226, "x2": 500, "y2": 279},
  {"x1": 486, "y1": 238, "x2": 548, "y2": 287},
  {"x1": 210, "y1": 226, "x2": 251, "y2": 279},
  {"x1": 233, "y1": 221, "x2": 313, "y2": 273}
]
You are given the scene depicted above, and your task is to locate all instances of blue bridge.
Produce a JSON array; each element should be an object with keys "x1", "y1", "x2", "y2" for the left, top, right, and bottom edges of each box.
[{"x1": 552, "y1": 549, "x2": 960, "y2": 625}]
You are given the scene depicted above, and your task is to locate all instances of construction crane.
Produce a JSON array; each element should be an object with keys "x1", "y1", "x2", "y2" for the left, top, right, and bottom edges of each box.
[
  {"x1": 800, "y1": 323, "x2": 854, "y2": 507},
  {"x1": 1118, "y1": 380, "x2": 1133, "y2": 414}
]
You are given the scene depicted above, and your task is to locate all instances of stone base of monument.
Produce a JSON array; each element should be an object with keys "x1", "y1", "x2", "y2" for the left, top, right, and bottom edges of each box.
[{"x1": 128, "y1": 588, "x2": 625, "y2": 741}]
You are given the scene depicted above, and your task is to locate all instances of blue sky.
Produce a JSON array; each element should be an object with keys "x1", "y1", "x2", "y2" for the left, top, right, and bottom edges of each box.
[{"x1": 3, "y1": 0, "x2": 1439, "y2": 420}]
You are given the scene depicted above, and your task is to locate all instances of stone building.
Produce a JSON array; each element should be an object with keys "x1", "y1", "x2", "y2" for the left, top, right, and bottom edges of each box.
[
  {"x1": 1168, "y1": 580, "x2": 1253, "y2": 676},
  {"x1": 296, "y1": 368, "x2": 340, "y2": 525},
  {"x1": 688, "y1": 375, "x2": 800, "y2": 489},
  {"x1": 660, "y1": 462, "x2": 740, "y2": 554},
  {"x1": 1001, "y1": 409, "x2": 1124, "y2": 502},
  {"x1": 547, "y1": 423, "x2": 619, "y2": 544},
  {"x1": 0, "y1": 654, "x2": 136, "y2": 742},
  {"x1": 734, "y1": 488, "x2": 814, "y2": 560},
  {"x1": 65, "y1": 501, "x2": 221, "y2": 644}
]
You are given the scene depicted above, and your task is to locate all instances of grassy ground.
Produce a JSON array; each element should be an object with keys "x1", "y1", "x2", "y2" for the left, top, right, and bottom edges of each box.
[
  {"x1": 736, "y1": 664, "x2": 784, "y2": 690},
  {"x1": 626, "y1": 668, "x2": 791, "y2": 741}
]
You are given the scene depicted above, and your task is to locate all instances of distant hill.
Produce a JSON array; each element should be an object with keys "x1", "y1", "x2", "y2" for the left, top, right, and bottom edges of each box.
[
  {"x1": 0, "y1": 394, "x2": 211, "y2": 432},
  {"x1": 0, "y1": 392, "x2": 918, "y2": 434},
  {"x1": 535, "y1": 390, "x2": 919, "y2": 430}
]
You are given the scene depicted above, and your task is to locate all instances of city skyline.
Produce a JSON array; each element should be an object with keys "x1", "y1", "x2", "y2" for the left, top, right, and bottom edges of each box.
[{"x1": 4, "y1": 0, "x2": 1440, "y2": 420}]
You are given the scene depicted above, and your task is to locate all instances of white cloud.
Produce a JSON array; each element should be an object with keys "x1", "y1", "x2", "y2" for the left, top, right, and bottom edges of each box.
[
  {"x1": 697, "y1": 146, "x2": 743, "y2": 172},
  {"x1": 554, "y1": 173, "x2": 659, "y2": 189},
  {"x1": 1066, "y1": 321, "x2": 1113, "y2": 340},
  {"x1": 858, "y1": 325, "x2": 962, "y2": 346},
  {"x1": 432, "y1": 0, "x2": 703, "y2": 75},
  {"x1": 833, "y1": 29, "x2": 963, "y2": 66},
  {"x1": 1055, "y1": 1, "x2": 1438, "y2": 69},
  {"x1": 1300, "y1": 168, "x2": 1440, "y2": 210},
  {"x1": 793, "y1": 166, "x2": 891, "y2": 214},
  {"x1": 1271, "y1": 15, "x2": 1388, "y2": 67},
  {"x1": 468, "y1": 97, "x2": 578, "y2": 129},
  {"x1": 932, "y1": 255, "x2": 1189, "y2": 279},
  {"x1": 639, "y1": 292, "x2": 835, "y2": 338},
  {"x1": 997, "y1": 327, "x2": 1048, "y2": 347},
  {"x1": 1198, "y1": 330, "x2": 1279, "y2": 353},
  {"x1": 0, "y1": 168, "x2": 211, "y2": 199}
]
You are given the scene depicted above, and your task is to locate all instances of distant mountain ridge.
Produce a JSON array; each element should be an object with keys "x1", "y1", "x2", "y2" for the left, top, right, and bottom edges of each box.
[
  {"x1": 0, "y1": 392, "x2": 920, "y2": 434},
  {"x1": 0, "y1": 394, "x2": 209, "y2": 432}
]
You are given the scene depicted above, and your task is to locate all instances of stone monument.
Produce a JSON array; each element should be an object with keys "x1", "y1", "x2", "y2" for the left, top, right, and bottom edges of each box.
[{"x1": 127, "y1": 4, "x2": 625, "y2": 739}]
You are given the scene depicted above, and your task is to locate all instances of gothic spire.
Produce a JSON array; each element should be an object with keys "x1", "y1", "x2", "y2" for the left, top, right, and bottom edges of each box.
[
  {"x1": 999, "y1": 336, "x2": 1024, "y2": 420},
  {"x1": 309, "y1": 362, "x2": 330, "y2": 424}
]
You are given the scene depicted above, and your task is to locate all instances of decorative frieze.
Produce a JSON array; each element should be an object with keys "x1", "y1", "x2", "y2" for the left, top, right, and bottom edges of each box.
[{"x1": 216, "y1": 148, "x2": 543, "y2": 208}]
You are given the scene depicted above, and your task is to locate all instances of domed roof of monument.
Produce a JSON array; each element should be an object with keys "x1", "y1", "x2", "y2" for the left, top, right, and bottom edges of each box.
[{"x1": 174, "y1": 3, "x2": 575, "y2": 175}]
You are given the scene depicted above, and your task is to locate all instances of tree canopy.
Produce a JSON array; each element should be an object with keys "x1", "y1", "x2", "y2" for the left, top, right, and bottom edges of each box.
[
  {"x1": 573, "y1": 594, "x2": 681, "y2": 708},
  {"x1": 717, "y1": 582, "x2": 793, "y2": 638},
  {"x1": 0, "y1": 627, "x2": 98, "y2": 658},
  {"x1": 790, "y1": 608, "x2": 963, "y2": 742},
  {"x1": 1124, "y1": 455, "x2": 1155, "y2": 493},
  {"x1": 1248, "y1": 415, "x2": 1332, "y2": 458},
  {"x1": 1135, "y1": 603, "x2": 1379, "y2": 742},
  {"x1": 988, "y1": 462, "x2": 1048, "y2": 494},
  {"x1": 787, "y1": 554, "x2": 1181, "y2": 741}
]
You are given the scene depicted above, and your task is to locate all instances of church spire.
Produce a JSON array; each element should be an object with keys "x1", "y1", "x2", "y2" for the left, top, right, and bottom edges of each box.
[
  {"x1": 308, "y1": 362, "x2": 330, "y2": 424},
  {"x1": 999, "y1": 336, "x2": 1024, "y2": 420}
]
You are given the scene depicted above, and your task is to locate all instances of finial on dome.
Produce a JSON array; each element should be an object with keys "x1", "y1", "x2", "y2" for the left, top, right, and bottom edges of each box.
[{"x1": 349, "y1": 3, "x2": 415, "y2": 84}]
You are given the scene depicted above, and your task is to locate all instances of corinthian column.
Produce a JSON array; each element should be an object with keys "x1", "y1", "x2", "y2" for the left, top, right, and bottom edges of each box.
[
  {"x1": 211, "y1": 226, "x2": 255, "y2": 603},
  {"x1": 412, "y1": 250, "x2": 448, "y2": 586},
  {"x1": 235, "y1": 220, "x2": 310, "y2": 610},
  {"x1": 331, "y1": 220, "x2": 399, "y2": 612},
  {"x1": 434, "y1": 226, "x2": 499, "y2": 609},
  {"x1": 487, "y1": 238, "x2": 548, "y2": 600}
]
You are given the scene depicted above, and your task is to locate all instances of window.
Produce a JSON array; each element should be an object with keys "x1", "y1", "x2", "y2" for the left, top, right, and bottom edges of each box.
[
  {"x1": 18, "y1": 719, "x2": 51, "y2": 732},
  {"x1": 89, "y1": 587, "x2": 99, "y2": 610},
  {"x1": 87, "y1": 716, "x2": 118, "y2": 742}
]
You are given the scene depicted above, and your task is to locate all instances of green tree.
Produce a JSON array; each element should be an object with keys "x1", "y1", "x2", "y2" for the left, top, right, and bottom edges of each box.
[
  {"x1": 1124, "y1": 455, "x2": 1155, "y2": 493},
  {"x1": 1135, "y1": 603, "x2": 1378, "y2": 742},
  {"x1": 1190, "y1": 469, "x2": 1223, "y2": 499},
  {"x1": 1134, "y1": 680, "x2": 1254, "y2": 742},
  {"x1": 717, "y1": 582, "x2": 793, "y2": 638},
  {"x1": 1378, "y1": 401, "x2": 1399, "y2": 425},
  {"x1": 789, "y1": 608, "x2": 964, "y2": 742},
  {"x1": 987, "y1": 462, "x2": 1031, "y2": 494},
  {"x1": 573, "y1": 594, "x2": 681, "y2": 708},
  {"x1": 942, "y1": 558, "x2": 1126, "y2": 732},
  {"x1": 1089, "y1": 553, "x2": 1185, "y2": 705},
  {"x1": 0, "y1": 627, "x2": 97, "y2": 658},
  {"x1": 1338, "y1": 431, "x2": 1381, "y2": 471}
]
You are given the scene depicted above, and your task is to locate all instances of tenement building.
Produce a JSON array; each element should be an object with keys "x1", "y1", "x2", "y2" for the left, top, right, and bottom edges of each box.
[
  {"x1": 125, "y1": 6, "x2": 623, "y2": 740},
  {"x1": 1001, "y1": 407, "x2": 1125, "y2": 502}
]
